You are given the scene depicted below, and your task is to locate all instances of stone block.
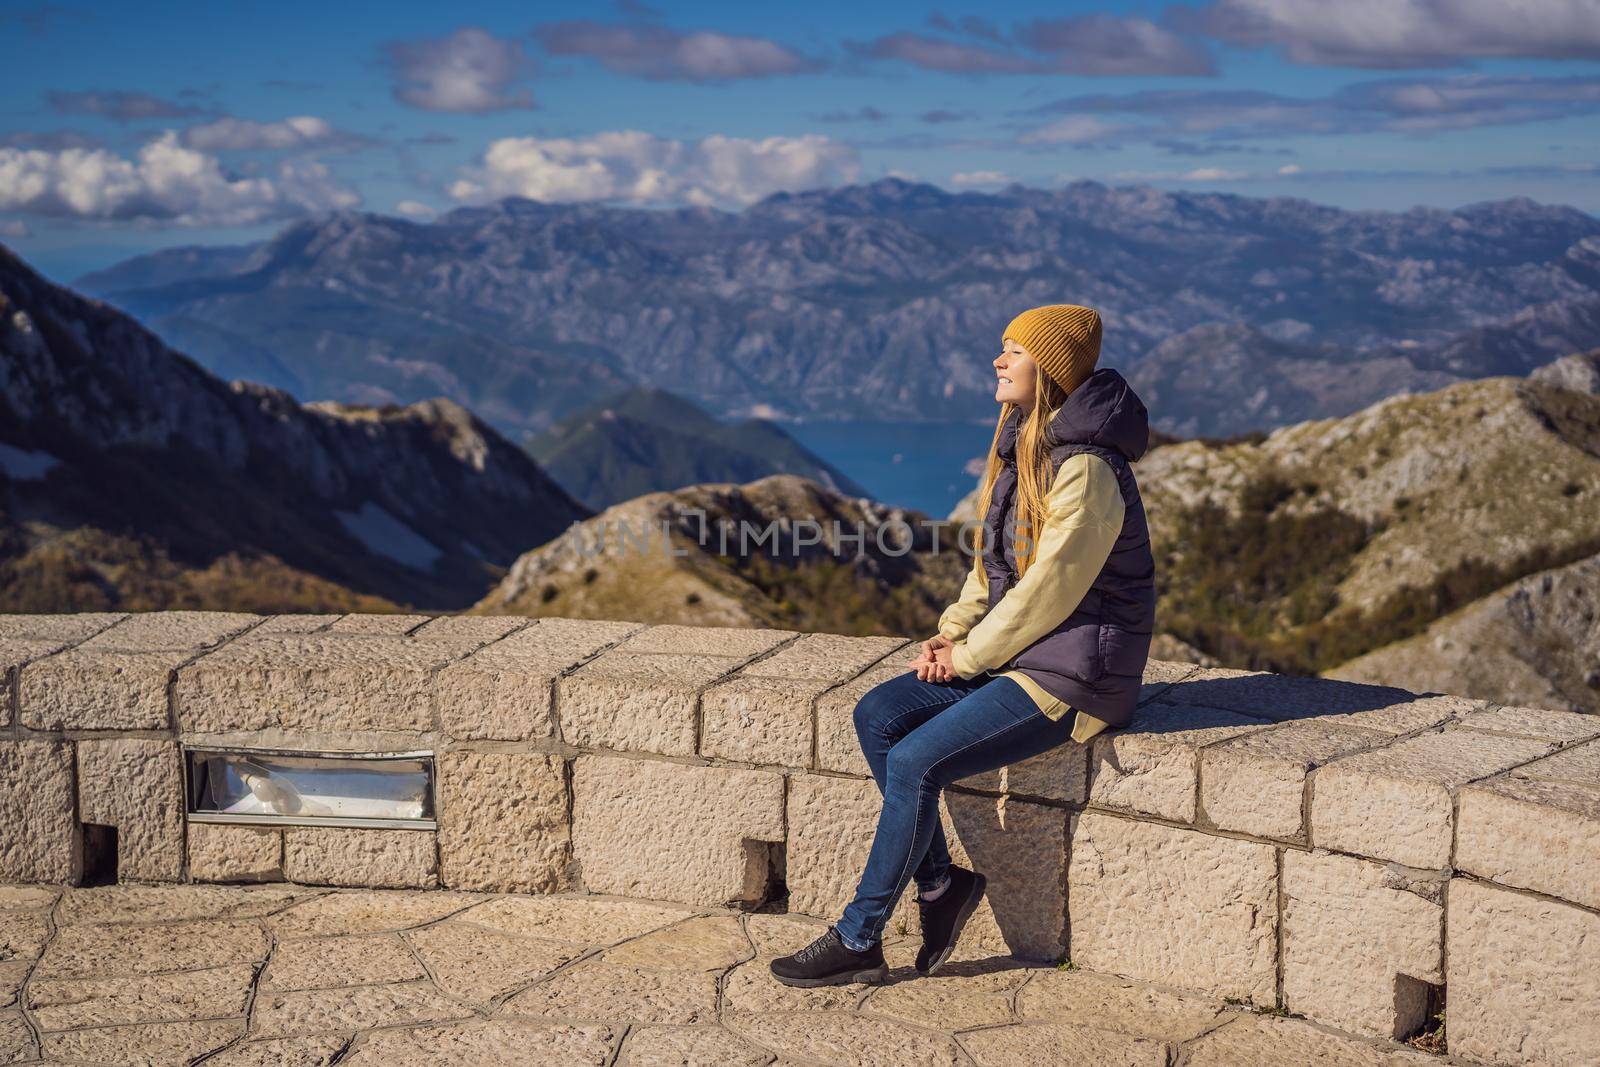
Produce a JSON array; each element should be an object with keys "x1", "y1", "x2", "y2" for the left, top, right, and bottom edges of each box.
[
  {"x1": 0, "y1": 612, "x2": 126, "y2": 642},
  {"x1": 737, "y1": 634, "x2": 908, "y2": 681},
  {"x1": 27, "y1": 963, "x2": 255, "y2": 1029},
  {"x1": 0, "y1": 641, "x2": 45, "y2": 727},
  {"x1": 187, "y1": 824, "x2": 282, "y2": 883},
  {"x1": 1457, "y1": 774, "x2": 1600, "y2": 910},
  {"x1": 784, "y1": 775, "x2": 1067, "y2": 958},
  {"x1": 250, "y1": 981, "x2": 472, "y2": 1039},
  {"x1": 76, "y1": 738, "x2": 184, "y2": 882},
  {"x1": 175, "y1": 634, "x2": 480, "y2": 735},
  {"x1": 1181, "y1": 1013, "x2": 1438, "y2": 1066},
  {"x1": 21, "y1": 649, "x2": 191, "y2": 731},
  {"x1": 724, "y1": 1011, "x2": 961, "y2": 1064},
  {"x1": 458, "y1": 895, "x2": 692, "y2": 948},
  {"x1": 342, "y1": 1020, "x2": 615, "y2": 1066},
  {"x1": 437, "y1": 751, "x2": 570, "y2": 892},
  {"x1": 502, "y1": 959, "x2": 720, "y2": 1024},
  {"x1": 76, "y1": 610, "x2": 261, "y2": 652},
  {"x1": 0, "y1": 618, "x2": 124, "y2": 726},
  {"x1": 1067, "y1": 813, "x2": 1277, "y2": 1005},
  {"x1": 21, "y1": 612, "x2": 257, "y2": 730},
  {"x1": 571, "y1": 754, "x2": 783, "y2": 907},
  {"x1": 1200, "y1": 719, "x2": 1391, "y2": 840},
  {"x1": 0, "y1": 739, "x2": 79, "y2": 883},
  {"x1": 267, "y1": 891, "x2": 478, "y2": 939},
  {"x1": 201, "y1": 1035, "x2": 347, "y2": 1067},
  {"x1": 263, "y1": 933, "x2": 425, "y2": 991},
  {"x1": 1158, "y1": 670, "x2": 1447, "y2": 732},
  {"x1": 36, "y1": 917, "x2": 269, "y2": 978},
  {"x1": 1136, "y1": 658, "x2": 1201, "y2": 704},
  {"x1": 815, "y1": 663, "x2": 909, "y2": 776},
  {"x1": 960, "y1": 739, "x2": 1090, "y2": 804},
  {"x1": 959, "y1": 1022, "x2": 1166, "y2": 1066},
  {"x1": 700, "y1": 675, "x2": 832, "y2": 767},
  {"x1": 1457, "y1": 703, "x2": 1600, "y2": 742},
  {"x1": 53, "y1": 884, "x2": 310, "y2": 926},
  {"x1": 943, "y1": 791, "x2": 1069, "y2": 959},
  {"x1": 615, "y1": 623, "x2": 795, "y2": 658},
  {"x1": 238, "y1": 613, "x2": 341, "y2": 635},
  {"x1": 1448, "y1": 877, "x2": 1600, "y2": 1067},
  {"x1": 558, "y1": 651, "x2": 743, "y2": 756},
  {"x1": 282, "y1": 828, "x2": 437, "y2": 889},
  {"x1": 1088, "y1": 702, "x2": 1273, "y2": 822},
  {"x1": 1514, "y1": 737, "x2": 1600, "y2": 782},
  {"x1": 435, "y1": 617, "x2": 639, "y2": 740},
  {"x1": 1281, "y1": 850, "x2": 1442, "y2": 1039},
  {"x1": 409, "y1": 921, "x2": 580, "y2": 1003},
  {"x1": 324, "y1": 612, "x2": 430, "y2": 634},
  {"x1": 1013, "y1": 967, "x2": 1226, "y2": 1041},
  {"x1": 1310, "y1": 727, "x2": 1557, "y2": 867},
  {"x1": 408, "y1": 613, "x2": 529, "y2": 642},
  {"x1": 698, "y1": 634, "x2": 912, "y2": 768},
  {"x1": 783, "y1": 774, "x2": 915, "y2": 930},
  {"x1": 41, "y1": 1021, "x2": 245, "y2": 1065}
]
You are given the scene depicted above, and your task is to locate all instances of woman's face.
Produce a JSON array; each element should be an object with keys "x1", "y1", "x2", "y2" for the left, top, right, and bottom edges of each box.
[{"x1": 993, "y1": 339, "x2": 1038, "y2": 408}]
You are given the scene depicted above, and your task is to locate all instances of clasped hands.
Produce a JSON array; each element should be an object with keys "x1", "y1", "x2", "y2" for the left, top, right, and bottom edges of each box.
[{"x1": 910, "y1": 634, "x2": 958, "y2": 683}]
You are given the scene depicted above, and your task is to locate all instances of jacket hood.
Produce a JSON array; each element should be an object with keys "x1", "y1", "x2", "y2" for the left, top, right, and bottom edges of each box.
[{"x1": 997, "y1": 367, "x2": 1150, "y2": 463}]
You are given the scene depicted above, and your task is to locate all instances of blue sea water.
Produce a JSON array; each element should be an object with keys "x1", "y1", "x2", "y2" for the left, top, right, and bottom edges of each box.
[{"x1": 784, "y1": 419, "x2": 999, "y2": 518}]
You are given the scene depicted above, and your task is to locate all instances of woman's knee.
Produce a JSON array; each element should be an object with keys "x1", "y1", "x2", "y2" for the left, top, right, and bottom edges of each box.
[
  {"x1": 884, "y1": 738, "x2": 940, "y2": 792},
  {"x1": 852, "y1": 674, "x2": 911, "y2": 737}
]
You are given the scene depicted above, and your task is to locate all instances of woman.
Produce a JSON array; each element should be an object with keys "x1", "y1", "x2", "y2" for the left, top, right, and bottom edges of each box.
[{"x1": 770, "y1": 303, "x2": 1156, "y2": 987}]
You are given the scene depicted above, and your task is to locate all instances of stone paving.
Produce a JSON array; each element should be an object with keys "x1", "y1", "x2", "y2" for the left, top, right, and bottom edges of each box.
[{"x1": 0, "y1": 882, "x2": 1458, "y2": 1066}]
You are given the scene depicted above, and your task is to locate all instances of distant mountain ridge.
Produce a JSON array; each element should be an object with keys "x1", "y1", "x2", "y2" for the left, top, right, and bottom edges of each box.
[
  {"x1": 526, "y1": 385, "x2": 869, "y2": 510},
  {"x1": 79, "y1": 179, "x2": 1600, "y2": 439},
  {"x1": 0, "y1": 242, "x2": 589, "y2": 612},
  {"x1": 475, "y1": 473, "x2": 963, "y2": 637}
]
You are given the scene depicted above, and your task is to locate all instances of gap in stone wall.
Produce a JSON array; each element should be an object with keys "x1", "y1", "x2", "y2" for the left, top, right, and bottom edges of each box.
[
  {"x1": 1395, "y1": 973, "x2": 1446, "y2": 1045},
  {"x1": 80, "y1": 823, "x2": 118, "y2": 887}
]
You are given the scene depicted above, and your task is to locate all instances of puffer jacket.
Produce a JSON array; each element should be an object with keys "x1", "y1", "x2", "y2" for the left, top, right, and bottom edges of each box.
[{"x1": 977, "y1": 367, "x2": 1157, "y2": 728}]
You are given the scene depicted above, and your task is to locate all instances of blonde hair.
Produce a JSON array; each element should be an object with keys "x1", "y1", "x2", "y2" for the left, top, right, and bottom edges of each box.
[{"x1": 970, "y1": 364, "x2": 1070, "y2": 580}]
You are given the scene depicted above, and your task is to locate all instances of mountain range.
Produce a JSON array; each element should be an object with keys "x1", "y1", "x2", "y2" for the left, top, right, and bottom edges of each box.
[
  {"x1": 476, "y1": 473, "x2": 962, "y2": 637},
  {"x1": 525, "y1": 385, "x2": 868, "y2": 510},
  {"x1": 78, "y1": 179, "x2": 1600, "y2": 440},
  {"x1": 0, "y1": 242, "x2": 588, "y2": 612}
]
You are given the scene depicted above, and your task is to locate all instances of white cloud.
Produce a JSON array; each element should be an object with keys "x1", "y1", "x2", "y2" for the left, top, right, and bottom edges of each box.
[
  {"x1": 1111, "y1": 167, "x2": 1254, "y2": 181},
  {"x1": 385, "y1": 27, "x2": 533, "y2": 113},
  {"x1": 1026, "y1": 74, "x2": 1600, "y2": 146},
  {"x1": 949, "y1": 170, "x2": 1014, "y2": 187},
  {"x1": 182, "y1": 116, "x2": 364, "y2": 152},
  {"x1": 1189, "y1": 0, "x2": 1600, "y2": 67},
  {"x1": 0, "y1": 132, "x2": 360, "y2": 225},
  {"x1": 1017, "y1": 114, "x2": 1127, "y2": 146},
  {"x1": 534, "y1": 21, "x2": 817, "y2": 81},
  {"x1": 0, "y1": 219, "x2": 30, "y2": 238},
  {"x1": 394, "y1": 199, "x2": 437, "y2": 219},
  {"x1": 450, "y1": 129, "x2": 860, "y2": 207},
  {"x1": 1277, "y1": 163, "x2": 1303, "y2": 174}
]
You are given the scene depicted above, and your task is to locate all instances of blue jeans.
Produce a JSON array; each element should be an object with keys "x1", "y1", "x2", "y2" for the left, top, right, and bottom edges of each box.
[{"x1": 833, "y1": 669, "x2": 1079, "y2": 951}]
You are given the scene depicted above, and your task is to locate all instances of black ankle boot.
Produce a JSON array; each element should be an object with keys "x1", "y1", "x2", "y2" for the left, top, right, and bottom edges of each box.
[
  {"x1": 769, "y1": 925, "x2": 889, "y2": 987},
  {"x1": 915, "y1": 865, "x2": 987, "y2": 975}
]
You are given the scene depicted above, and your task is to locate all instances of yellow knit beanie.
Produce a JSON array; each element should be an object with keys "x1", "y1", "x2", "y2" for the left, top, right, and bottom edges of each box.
[{"x1": 1002, "y1": 304, "x2": 1102, "y2": 396}]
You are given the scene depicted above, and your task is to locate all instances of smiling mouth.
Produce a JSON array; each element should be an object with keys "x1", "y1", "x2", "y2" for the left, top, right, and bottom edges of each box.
[{"x1": 997, "y1": 377, "x2": 1012, "y2": 385}]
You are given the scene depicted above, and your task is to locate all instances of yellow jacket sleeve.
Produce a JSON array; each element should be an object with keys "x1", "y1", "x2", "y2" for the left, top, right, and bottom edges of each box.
[
  {"x1": 937, "y1": 563, "x2": 990, "y2": 642},
  {"x1": 950, "y1": 453, "x2": 1124, "y2": 679}
]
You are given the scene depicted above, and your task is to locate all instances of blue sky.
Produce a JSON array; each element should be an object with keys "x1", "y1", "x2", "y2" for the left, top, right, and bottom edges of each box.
[{"x1": 2, "y1": 0, "x2": 1598, "y2": 279}]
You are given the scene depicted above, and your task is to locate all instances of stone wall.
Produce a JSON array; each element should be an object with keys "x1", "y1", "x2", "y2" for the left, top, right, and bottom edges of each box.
[{"x1": 2, "y1": 610, "x2": 1597, "y2": 1066}]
